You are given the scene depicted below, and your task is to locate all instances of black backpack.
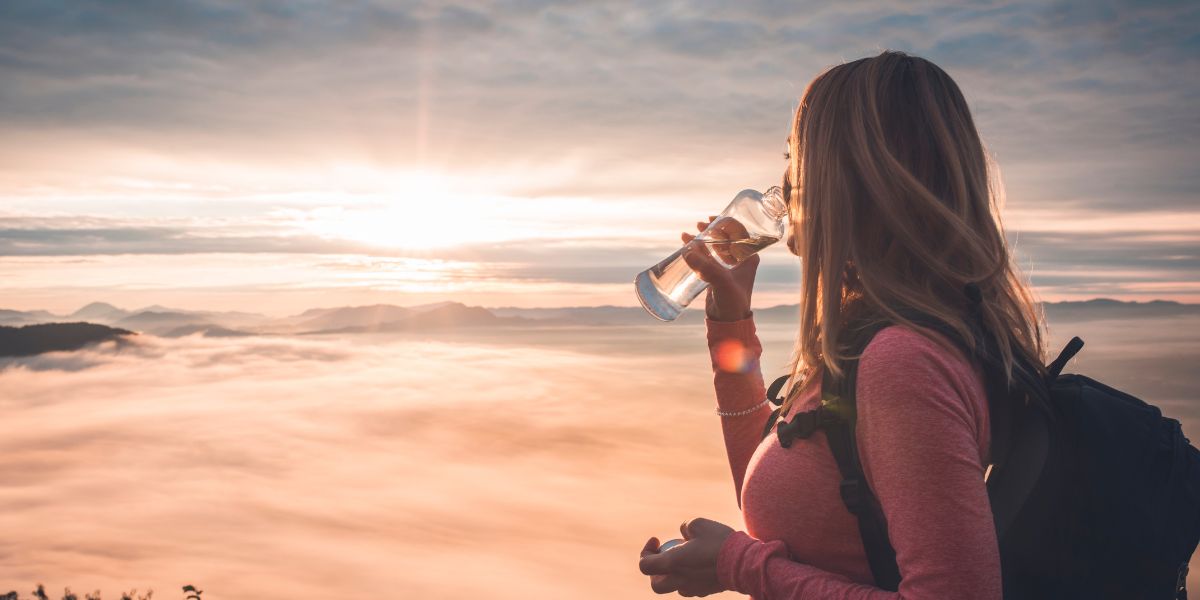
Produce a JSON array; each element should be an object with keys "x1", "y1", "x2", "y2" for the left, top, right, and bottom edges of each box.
[{"x1": 761, "y1": 296, "x2": 1200, "y2": 599}]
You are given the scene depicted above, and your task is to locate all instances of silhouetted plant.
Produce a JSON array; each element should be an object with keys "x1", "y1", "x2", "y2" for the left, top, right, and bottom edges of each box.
[{"x1": 0, "y1": 586, "x2": 154, "y2": 600}]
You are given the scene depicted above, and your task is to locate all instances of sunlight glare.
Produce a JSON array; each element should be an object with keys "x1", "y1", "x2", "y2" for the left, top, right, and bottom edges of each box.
[{"x1": 301, "y1": 169, "x2": 496, "y2": 250}]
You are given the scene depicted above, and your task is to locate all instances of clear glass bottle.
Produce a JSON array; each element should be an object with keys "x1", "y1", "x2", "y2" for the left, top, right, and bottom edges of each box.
[{"x1": 635, "y1": 186, "x2": 786, "y2": 321}]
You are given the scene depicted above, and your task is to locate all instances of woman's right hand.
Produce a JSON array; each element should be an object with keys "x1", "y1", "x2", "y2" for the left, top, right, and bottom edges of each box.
[{"x1": 681, "y1": 216, "x2": 759, "y2": 322}]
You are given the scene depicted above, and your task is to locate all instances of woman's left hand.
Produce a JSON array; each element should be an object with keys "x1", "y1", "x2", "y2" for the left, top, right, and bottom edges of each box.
[{"x1": 638, "y1": 518, "x2": 735, "y2": 596}]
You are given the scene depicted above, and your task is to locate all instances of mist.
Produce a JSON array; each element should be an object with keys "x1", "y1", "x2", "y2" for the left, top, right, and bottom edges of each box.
[{"x1": 1, "y1": 314, "x2": 1197, "y2": 597}]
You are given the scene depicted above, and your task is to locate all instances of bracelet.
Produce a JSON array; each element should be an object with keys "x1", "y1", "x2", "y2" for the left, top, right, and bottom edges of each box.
[{"x1": 716, "y1": 398, "x2": 770, "y2": 418}]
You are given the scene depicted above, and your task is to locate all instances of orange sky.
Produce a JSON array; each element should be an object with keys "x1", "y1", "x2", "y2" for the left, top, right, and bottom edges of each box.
[{"x1": 1, "y1": 1, "x2": 1197, "y2": 313}]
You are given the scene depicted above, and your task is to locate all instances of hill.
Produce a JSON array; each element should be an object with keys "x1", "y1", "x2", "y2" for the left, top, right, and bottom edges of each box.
[
  {"x1": 290, "y1": 304, "x2": 414, "y2": 332},
  {"x1": 307, "y1": 302, "x2": 518, "y2": 334},
  {"x1": 114, "y1": 311, "x2": 212, "y2": 335},
  {"x1": 1042, "y1": 299, "x2": 1200, "y2": 320},
  {"x1": 0, "y1": 322, "x2": 134, "y2": 357},
  {"x1": 0, "y1": 308, "x2": 61, "y2": 327},
  {"x1": 3, "y1": 298, "x2": 1195, "y2": 339},
  {"x1": 160, "y1": 324, "x2": 254, "y2": 338},
  {"x1": 70, "y1": 301, "x2": 132, "y2": 322}
]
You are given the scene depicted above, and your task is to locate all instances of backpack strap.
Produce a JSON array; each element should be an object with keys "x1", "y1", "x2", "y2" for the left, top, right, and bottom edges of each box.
[
  {"x1": 816, "y1": 311, "x2": 980, "y2": 591},
  {"x1": 821, "y1": 360, "x2": 903, "y2": 591},
  {"x1": 761, "y1": 374, "x2": 791, "y2": 440},
  {"x1": 1045, "y1": 336, "x2": 1084, "y2": 383}
]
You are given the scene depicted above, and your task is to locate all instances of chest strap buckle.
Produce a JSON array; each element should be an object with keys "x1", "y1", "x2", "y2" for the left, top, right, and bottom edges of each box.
[{"x1": 776, "y1": 406, "x2": 844, "y2": 448}]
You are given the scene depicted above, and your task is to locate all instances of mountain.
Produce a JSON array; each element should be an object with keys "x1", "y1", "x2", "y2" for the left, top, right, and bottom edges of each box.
[
  {"x1": 70, "y1": 302, "x2": 131, "y2": 323},
  {"x1": 398, "y1": 303, "x2": 501, "y2": 329},
  {"x1": 129, "y1": 305, "x2": 267, "y2": 329},
  {"x1": 114, "y1": 311, "x2": 213, "y2": 335},
  {"x1": 1042, "y1": 299, "x2": 1200, "y2": 321},
  {"x1": 283, "y1": 302, "x2": 517, "y2": 333},
  {"x1": 723, "y1": 300, "x2": 1200, "y2": 325},
  {"x1": 0, "y1": 322, "x2": 133, "y2": 357},
  {"x1": 289, "y1": 304, "x2": 414, "y2": 332},
  {"x1": 160, "y1": 324, "x2": 254, "y2": 338},
  {"x1": 307, "y1": 302, "x2": 518, "y2": 334},
  {"x1": 7, "y1": 298, "x2": 1194, "y2": 339},
  {"x1": 139, "y1": 304, "x2": 180, "y2": 313},
  {"x1": 0, "y1": 309, "x2": 62, "y2": 327},
  {"x1": 489, "y1": 305, "x2": 650, "y2": 326}
]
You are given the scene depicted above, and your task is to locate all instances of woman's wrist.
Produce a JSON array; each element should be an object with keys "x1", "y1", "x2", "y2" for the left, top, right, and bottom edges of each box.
[
  {"x1": 705, "y1": 290, "x2": 752, "y2": 321},
  {"x1": 707, "y1": 307, "x2": 751, "y2": 321},
  {"x1": 716, "y1": 531, "x2": 757, "y2": 594}
]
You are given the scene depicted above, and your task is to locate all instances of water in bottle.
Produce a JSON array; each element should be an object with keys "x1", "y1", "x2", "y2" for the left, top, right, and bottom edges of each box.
[{"x1": 635, "y1": 186, "x2": 786, "y2": 321}]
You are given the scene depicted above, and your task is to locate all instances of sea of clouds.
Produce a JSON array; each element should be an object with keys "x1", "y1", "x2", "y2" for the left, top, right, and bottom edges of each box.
[{"x1": 0, "y1": 315, "x2": 1196, "y2": 597}]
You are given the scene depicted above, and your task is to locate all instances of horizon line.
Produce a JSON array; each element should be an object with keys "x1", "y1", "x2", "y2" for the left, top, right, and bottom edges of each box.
[{"x1": 5, "y1": 296, "x2": 1198, "y2": 318}]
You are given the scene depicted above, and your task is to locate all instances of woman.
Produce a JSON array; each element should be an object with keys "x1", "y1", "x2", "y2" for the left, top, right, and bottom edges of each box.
[{"x1": 637, "y1": 51, "x2": 1046, "y2": 598}]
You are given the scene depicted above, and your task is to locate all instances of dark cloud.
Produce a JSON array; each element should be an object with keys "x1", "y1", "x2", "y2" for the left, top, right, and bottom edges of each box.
[
  {"x1": 0, "y1": 217, "x2": 1196, "y2": 297},
  {"x1": 0, "y1": 222, "x2": 374, "y2": 256},
  {"x1": 1013, "y1": 230, "x2": 1200, "y2": 273},
  {"x1": 0, "y1": 0, "x2": 1191, "y2": 208},
  {"x1": 449, "y1": 227, "x2": 1200, "y2": 296}
]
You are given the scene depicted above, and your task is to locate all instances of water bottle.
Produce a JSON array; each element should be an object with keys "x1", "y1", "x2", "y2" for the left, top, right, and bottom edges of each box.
[{"x1": 635, "y1": 186, "x2": 786, "y2": 321}]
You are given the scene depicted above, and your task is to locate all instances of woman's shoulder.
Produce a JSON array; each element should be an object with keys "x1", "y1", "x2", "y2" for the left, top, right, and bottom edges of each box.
[
  {"x1": 858, "y1": 322, "x2": 982, "y2": 385},
  {"x1": 859, "y1": 324, "x2": 988, "y2": 412},
  {"x1": 854, "y1": 322, "x2": 992, "y2": 466}
]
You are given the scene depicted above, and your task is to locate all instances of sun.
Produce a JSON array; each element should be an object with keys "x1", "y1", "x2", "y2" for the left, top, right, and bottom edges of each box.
[{"x1": 299, "y1": 169, "x2": 494, "y2": 251}]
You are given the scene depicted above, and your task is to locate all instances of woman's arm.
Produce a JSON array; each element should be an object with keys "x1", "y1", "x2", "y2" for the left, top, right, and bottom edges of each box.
[
  {"x1": 679, "y1": 214, "x2": 769, "y2": 503},
  {"x1": 707, "y1": 316, "x2": 771, "y2": 502},
  {"x1": 715, "y1": 326, "x2": 1003, "y2": 599}
]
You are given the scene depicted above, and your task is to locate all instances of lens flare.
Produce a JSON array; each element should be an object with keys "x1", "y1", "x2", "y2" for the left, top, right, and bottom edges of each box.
[{"x1": 714, "y1": 339, "x2": 756, "y2": 374}]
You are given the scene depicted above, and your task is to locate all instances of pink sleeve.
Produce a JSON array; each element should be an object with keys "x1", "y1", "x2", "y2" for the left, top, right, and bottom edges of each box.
[
  {"x1": 706, "y1": 315, "x2": 771, "y2": 503},
  {"x1": 716, "y1": 326, "x2": 1002, "y2": 599}
]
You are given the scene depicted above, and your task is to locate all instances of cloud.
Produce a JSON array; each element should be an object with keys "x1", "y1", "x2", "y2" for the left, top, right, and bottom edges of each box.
[
  {"x1": 0, "y1": 315, "x2": 1198, "y2": 594},
  {"x1": 0, "y1": 220, "x2": 374, "y2": 256},
  {"x1": 2, "y1": 0, "x2": 1191, "y2": 194},
  {"x1": 0, "y1": 215, "x2": 1196, "y2": 303},
  {"x1": 1013, "y1": 229, "x2": 1199, "y2": 271},
  {"x1": 0, "y1": 0, "x2": 1196, "y2": 304},
  {"x1": 0, "y1": 328, "x2": 746, "y2": 597}
]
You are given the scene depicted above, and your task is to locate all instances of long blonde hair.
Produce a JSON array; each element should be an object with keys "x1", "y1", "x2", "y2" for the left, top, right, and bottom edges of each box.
[{"x1": 782, "y1": 51, "x2": 1046, "y2": 412}]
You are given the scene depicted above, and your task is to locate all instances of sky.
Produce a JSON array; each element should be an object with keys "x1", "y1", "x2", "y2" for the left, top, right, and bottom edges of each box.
[{"x1": 1, "y1": 0, "x2": 1197, "y2": 314}]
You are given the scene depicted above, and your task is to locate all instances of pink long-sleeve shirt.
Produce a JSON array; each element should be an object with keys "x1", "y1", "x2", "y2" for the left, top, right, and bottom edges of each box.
[{"x1": 709, "y1": 316, "x2": 1002, "y2": 599}]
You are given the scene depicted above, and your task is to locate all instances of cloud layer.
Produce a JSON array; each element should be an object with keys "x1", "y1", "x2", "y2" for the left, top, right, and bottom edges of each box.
[
  {"x1": 0, "y1": 326, "x2": 743, "y2": 598},
  {"x1": 1, "y1": 315, "x2": 1198, "y2": 596}
]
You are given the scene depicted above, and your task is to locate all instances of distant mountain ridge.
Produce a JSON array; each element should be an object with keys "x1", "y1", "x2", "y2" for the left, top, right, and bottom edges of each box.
[
  {"x1": 301, "y1": 302, "x2": 518, "y2": 334},
  {"x1": 115, "y1": 310, "x2": 211, "y2": 331},
  {"x1": 1041, "y1": 298, "x2": 1200, "y2": 320},
  {"x1": 290, "y1": 304, "x2": 416, "y2": 332},
  {"x1": 489, "y1": 299, "x2": 1200, "y2": 326},
  {"x1": 71, "y1": 301, "x2": 131, "y2": 322},
  {"x1": 0, "y1": 309, "x2": 59, "y2": 327},
  {"x1": 0, "y1": 298, "x2": 1194, "y2": 338}
]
